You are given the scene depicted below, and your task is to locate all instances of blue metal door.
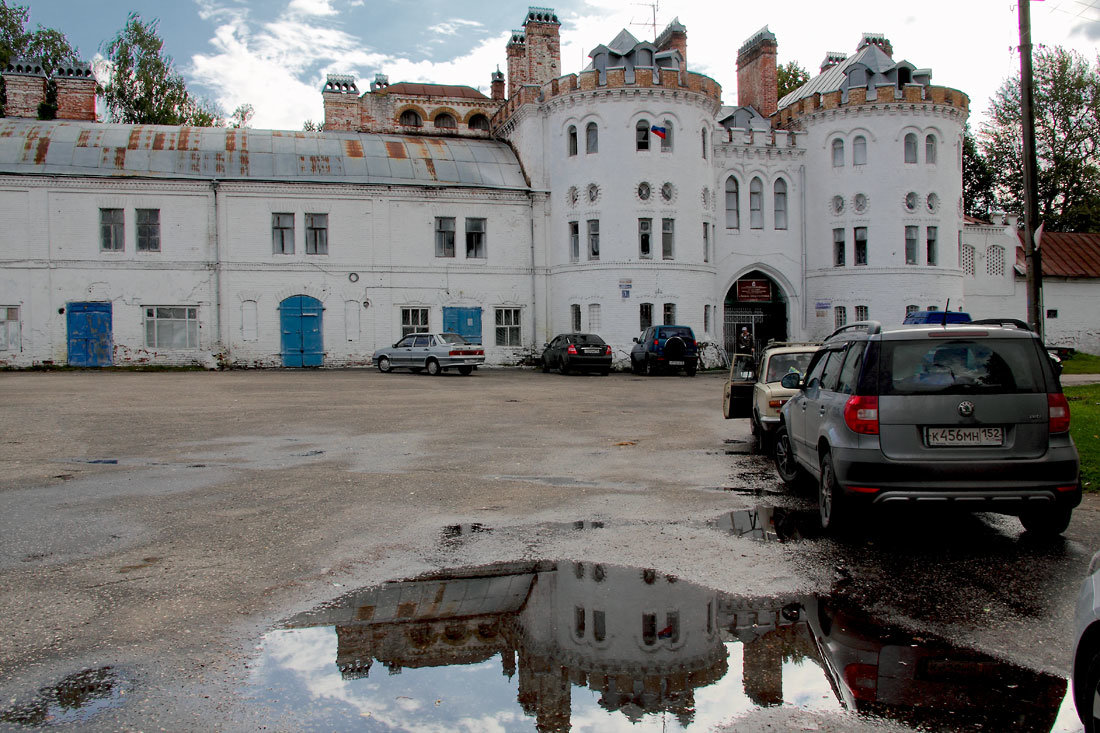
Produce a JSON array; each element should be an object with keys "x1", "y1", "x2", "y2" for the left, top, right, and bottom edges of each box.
[
  {"x1": 67, "y1": 302, "x2": 113, "y2": 367},
  {"x1": 443, "y1": 307, "x2": 482, "y2": 344},
  {"x1": 280, "y1": 295, "x2": 324, "y2": 367}
]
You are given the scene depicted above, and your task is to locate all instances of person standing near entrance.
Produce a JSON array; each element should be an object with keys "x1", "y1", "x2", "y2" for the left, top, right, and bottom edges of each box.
[{"x1": 737, "y1": 326, "x2": 753, "y2": 354}]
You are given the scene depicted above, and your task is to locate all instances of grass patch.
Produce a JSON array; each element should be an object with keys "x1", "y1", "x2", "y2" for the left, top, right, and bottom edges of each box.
[
  {"x1": 1067, "y1": 384, "x2": 1100, "y2": 492},
  {"x1": 1062, "y1": 351, "x2": 1100, "y2": 375}
]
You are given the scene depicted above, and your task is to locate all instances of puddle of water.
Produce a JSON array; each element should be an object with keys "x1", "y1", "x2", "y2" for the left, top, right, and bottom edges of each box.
[
  {"x1": 712, "y1": 507, "x2": 822, "y2": 543},
  {"x1": 440, "y1": 523, "x2": 493, "y2": 541},
  {"x1": 0, "y1": 667, "x2": 123, "y2": 727},
  {"x1": 246, "y1": 562, "x2": 1065, "y2": 732}
]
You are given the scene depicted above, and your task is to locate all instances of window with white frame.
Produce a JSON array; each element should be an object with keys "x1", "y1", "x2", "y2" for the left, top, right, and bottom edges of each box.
[
  {"x1": 100, "y1": 208, "x2": 124, "y2": 251},
  {"x1": 853, "y1": 135, "x2": 867, "y2": 165},
  {"x1": 925, "y1": 134, "x2": 937, "y2": 164},
  {"x1": 905, "y1": 226, "x2": 919, "y2": 265},
  {"x1": 986, "y1": 245, "x2": 1005, "y2": 277},
  {"x1": 704, "y1": 304, "x2": 711, "y2": 334},
  {"x1": 567, "y1": 125, "x2": 577, "y2": 156},
  {"x1": 401, "y1": 307, "x2": 429, "y2": 336},
  {"x1": 638, "y1": 218, "x2": 652, "y2": 259},
  {"x1": 904, "y1": 133, "x2": 918, "y2": 164},
  {"x1": 774, "y1": 179, "x2": 788, "y2": 230},
  {"x1": 855, "y1": 305, "x2": 869, "y2": 321},
  {"x1": 749, "y1": 177, "x2": 763, "y2": 229},
  {"x1": 725, "y1": 177, "x2": 740, "y2": 229},
  {"x1": 636, "y1": 119, "x2": 650, "y2": 151},
  {"x1": 495, "y1": 307, "x2": 521, "y2": 346},
  {"x1": 136, "y1": 208, "x2": 160, "y2": 252},
  {"x1": 569, "y1": 221, "x2": 579, "y2": 262},
  {"x1": 587, "y1": 303, "x2": 601, "y2": 331},
  {"x1": 272, "y1": 212, "x2": 294, "y2": 254},
  {"x1": 639, "y1": 302, "x2": 653, "y2": 330},
  {"x1": 571, "y1": 304, "x2": 581, "y2": 331},
  {"x1": 702, "y1": 222, "x2": 710, "y2": 263},
  {"x1": 855, "y1": 226, "x2": 868, "y2": 265},
  {"x1": 436, "y1": 217, "x2": 456, "y2": 257},
  {"x1": 926, "y1": 226, "x2": 937, "y2": 265},
  {"x1": 144, "y1": 306, "x2": 199, "y2": 349},
  {"x1": 585, "y1": 122, "x2": 598, "y2": 154},
  {"x1": 1, "y1": 306, "x2": 20, "y2": 351},
  {"x1": 661, "y1": 218, "x2": 674, "y2": 260},
  {"x1": 962, "y1": 244, "x2": 975, "y2": 276},
  {"x1": 834, "y1": 306, "x2": 847, "y2": 328},
  {"x1": 305, "y1": 213, "x2": 328, "y2": 254},
  {"x1": 833, "y1": 228, "x2": 845, "y2": 266},
  {"x1": 663, "y1": 302, "x2": 676, "y2": 325},
  {"x1": 466, "y1": 218, "x2": 486, "y2": 258},
  {"x1": 831, "y1": 138, "x2": 844, "y2": 167},
  {"x1": 587, "y1": 219, "x2": 599, "y2": 260}
]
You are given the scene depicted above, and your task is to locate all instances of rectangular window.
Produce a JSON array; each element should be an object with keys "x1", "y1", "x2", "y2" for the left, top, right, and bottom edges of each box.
[
  {"x1": 136, "y1": 208, "x2": 160, "y2": 252},
  {"x1": 401, "y1": 307, "x2": 429, "y2": 337},
  {"x1": 100, "y1": 208, "x2": 124, "y2": 251},
  {"x1": 574, "y1": 607, "x2": 585, "y2": 638},
  {"x1": 569, "y1": 221, "x2": 579, "y2": 262},
  {"x1": 1, "y1": 306, "x2": 20, "y2": 351},
  {"x1": 587, "y1": 219, "x2": 600, "y2": 260},
  {"x1": 642, "y1": 613, "x2": 657, "y2": 646},
  {"x1": 571, "y1": 304, "x2": 581, "y2": 332},
  {"x1": 749, "y1": 183, "x2": 763, "y2": 229},
  {"x1": 495, "y1": 307, "x2": 521, "y2": 346},
  {"x1": 833, "y1": 228, "x2": 845, "y2": 267},
  {"x1": 702, "y1": 222, "x2": 710, "y2": 263},
  {"x1": 662, "y1": 218, "x2": 674, "y2": 260},
  {"x1": 774, "y1": 186, "x2": 788, "y2": 230},
  {"x1": 435, "y1": 217, "x2": 455, "y2": 257},
  {"x1": 663, "y1": 302, "x2": 676, "y2": 325},
  {"x1": 272, "y1": 212, "x2": 294, "y2": 254},
  {"x1": 640, "y1": 303, "x2": 653, "y2": 331},
  {"x1": 834, "y1": 305, "x2": 847, "y2": 328},
  {"x1": 144, "y1": 306, "x2": 199, "y2": 349},
  {"x1": 305, "y1": 213, "x2": 328, "y2": 255},
  {"x1": 854, "y1": 227, "x2": 868, "y2": 266},
  {"x1": 855, "y1": 305, "x2": 869, "y2": 321},
  {"x1": 905, "y1": 225, "x2": 919, "y2": 265},
  {"x1": 704, "y1": 304, "x2": 711, "y2": 334},
  {"x1": 663, "y1": 612, "x2": 680, "y2": 643},
  {"x1": 593, "y1": 610, "x2": 606, "y2": 642},
  {"x1": 587, "y1": 304, "x2": 601, "y2": 331},
  {"x1": 638, "y1": 218, "x2": 652, "y2": 259},
  {"x1": 926, "y1": 225, "x2": 938, "y2": 266},
  {"x1": 466, "y1": 218, "x2": 486, "y2": 258}
]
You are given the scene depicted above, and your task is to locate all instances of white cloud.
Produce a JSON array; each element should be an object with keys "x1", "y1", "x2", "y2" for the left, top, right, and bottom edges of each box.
[
  {"x1": 287, "y1": 0, "x2": 338, "y2": 17},
  {"x1": 429, "y1": 19, "x2": 484, "y2": 37}
]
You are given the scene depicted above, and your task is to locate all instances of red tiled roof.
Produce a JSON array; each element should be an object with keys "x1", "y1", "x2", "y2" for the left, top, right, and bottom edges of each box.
[
  {"x1": 1015, "y1": 231, "x2": 1100, "y2": 278},
  {"x1": 381, "y1": 83, "x2": 490, "y2": 100}
]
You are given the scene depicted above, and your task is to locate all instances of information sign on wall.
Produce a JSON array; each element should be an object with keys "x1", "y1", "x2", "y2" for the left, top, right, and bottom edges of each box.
[{"x1": 736, "y1": 279, "x2": 772, "y2": 302}]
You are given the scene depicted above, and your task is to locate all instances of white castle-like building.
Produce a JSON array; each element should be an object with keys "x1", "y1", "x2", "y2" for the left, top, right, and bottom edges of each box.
[{"x1": 0, "y1": 9, "x2": 1096, "y2": 368}]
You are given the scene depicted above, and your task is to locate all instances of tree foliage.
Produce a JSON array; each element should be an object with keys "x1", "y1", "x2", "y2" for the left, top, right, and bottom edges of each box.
[
  {"x1": 229, "y1": 103, "x2": 253, "y2": 129},
  {"x1": 101, "y1": 13, "x2": 221, "y2": 126},
  {"x1": 776, "y1": 60, "x2": 810, "y2": 100},
  {"x1": 962, "y1": 125, "x2": 995, "y2": 218},
  {"x1": 979, "y1": 46, "x2": 1100, "y2": 231},
  {"x1": 0, "y1": 1, "x2": 79, "y2": 118}
]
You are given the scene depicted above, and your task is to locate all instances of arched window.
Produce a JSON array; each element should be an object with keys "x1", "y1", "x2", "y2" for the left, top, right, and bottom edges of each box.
[
  {"x1": 433, "y1": 113, "x2": 456, "y2": 129},
  {"x1": 832, "y1": 138, "x2": 844, "y2": 167},
  {"x1": 399, "y1": 110, "x2": 422, "y2": 127},
  {"x1": 701, "y1": 128, "x2": 707, "y2": 159},
  {"x1": 567, "y1": 125, "x2": 578, "y2": 156},
  {"x1": 853, "y1": 135, "x2": 867, "y2": 165},
  {"x1": 585, "y1": 122, "x2": 598, "y2": 154},
  {"x1": 636, "y1": 120, "x2": 650, "y2": 151},
  {"x1": 725, "y1": 177, "x2": 740, "y2": 229},
  {"x1": 925, "y1": 134, "x2": 937, "y2": 164},
  {"x1": 468, "y1": 114, "x2": 489, "y2": 131},
  {"x1": 905, "y1": 304, "x2": 919, "y2": 318},
  {"x1": 904, "y1": 133, "x2": 918, "y2": 163},
  {"x1": 774, "y1": 179, "x2": 788, "y2": 230},
  {"x1": 660, "y1": 120, "x2": 673, "y2": 152},
  {"x1": 986, "y1": 245, "x2": 1005, "y2": 277},
  {"x1": 749, "y1": 177, "x2": 763, "y2": 229}
]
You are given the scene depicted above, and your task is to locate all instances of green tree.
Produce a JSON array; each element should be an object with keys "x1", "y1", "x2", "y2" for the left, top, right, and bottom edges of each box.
[
  {"x1": 229, "y1": 103, "x2": 253, "y2": 128},
  {"x1": 302, "y1": 119, "x2": 324, "y2": 132},
  {"x1": 0, "y1": 1, "x2": 79, "y2": 119},
  {"x1": 776, "y1": 60, "x2": 810, "y2": 100},
  {"x1": 101, "y1": 13, "x2": 221, "y2": 126},
  {"x1": 980, "y1": 46, "x2": 1100, "y2": 231},
  {"x1": 962, "y1": 125, "x2": 995, "y2": 219}
]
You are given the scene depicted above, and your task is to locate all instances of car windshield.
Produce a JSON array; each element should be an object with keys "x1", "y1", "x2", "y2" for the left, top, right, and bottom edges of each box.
[
  {"x1": 766, "y1": 352, "x2": 814, "y2": 382},
  {"x1": 657, "y1": 327, "x2": 692, "y2": 340},
  {"x1": 439, "y1": 333, "x2": 470, "y2": 344},
  {"x1": 880, "y1": 338, "x2": 1045, "y2": 395}
]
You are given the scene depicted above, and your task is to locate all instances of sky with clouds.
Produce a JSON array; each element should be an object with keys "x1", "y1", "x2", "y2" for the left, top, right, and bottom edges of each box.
[{"x1": 18, "y1": 0, "x2": 1100, "y2": 131}]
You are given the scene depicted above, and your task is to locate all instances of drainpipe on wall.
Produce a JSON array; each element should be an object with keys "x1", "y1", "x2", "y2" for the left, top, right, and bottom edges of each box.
[
  {"x1": 211, "y1": 179, "x2": 223, "y2": 364},
  {"x1": 530, "y1": 200, "x2": 538, "y2": 344},
  {"x1": 799, "y1": 164, "x2": 808, "y2": 336}
]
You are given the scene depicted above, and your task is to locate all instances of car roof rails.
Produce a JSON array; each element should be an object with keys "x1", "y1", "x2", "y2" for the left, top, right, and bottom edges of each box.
[
  {"x1": 969, "y1": 317, "x2": 1035, "y2": 331},
  {"x1": 825, "y1": 320, "x2": 882, "y2": 341},
  {"x1": 764, "y1": 340, "x2": 821, "y2": 349}
]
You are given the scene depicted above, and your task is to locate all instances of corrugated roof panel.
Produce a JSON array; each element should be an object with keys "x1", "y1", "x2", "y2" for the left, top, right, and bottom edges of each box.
[{"x1": 1015, "y1": 231, "x2": 1100, "y2": 278}]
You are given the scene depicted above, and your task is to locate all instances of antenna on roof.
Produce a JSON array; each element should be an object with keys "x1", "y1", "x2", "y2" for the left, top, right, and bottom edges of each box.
[
  {"x1": 629, "y1": 0, "x2": 660, "y2": 41},
  {"x1": 942, "y1": 298, "x2": 950, "y2": 328}
]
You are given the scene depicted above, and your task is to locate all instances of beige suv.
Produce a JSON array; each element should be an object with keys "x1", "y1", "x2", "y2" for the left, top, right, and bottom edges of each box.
[{"x1": 744, "y1": 342, "x2": 818, "y2": 450}]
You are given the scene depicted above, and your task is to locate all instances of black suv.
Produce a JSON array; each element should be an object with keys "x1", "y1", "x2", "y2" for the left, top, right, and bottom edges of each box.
[
  {"x1": 774, "y1": 320, "x2": 1081, "y2": 535},
  {"x1": 630, "y1": 325, "x2": 699, "y2": 375}
]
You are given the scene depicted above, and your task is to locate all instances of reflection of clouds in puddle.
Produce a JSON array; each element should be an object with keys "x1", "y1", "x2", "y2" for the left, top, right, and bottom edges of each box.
[
  {"x1": 781, "y1": 658, "x2": 844, "y2": 710},
  {"x1": 1050, "y1": 689, "x2": 1083, "y2": 733}
]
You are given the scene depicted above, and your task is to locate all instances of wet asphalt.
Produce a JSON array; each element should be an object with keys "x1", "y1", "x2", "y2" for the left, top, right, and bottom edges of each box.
[{"x1": 0, "y1": 368, "x2": 1096, "y2": 732}]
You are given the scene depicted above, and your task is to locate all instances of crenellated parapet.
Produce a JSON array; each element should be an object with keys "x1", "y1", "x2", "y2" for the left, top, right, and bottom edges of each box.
[{"x1": 774, "y1": 83, "x2": 969, "y2": 129}]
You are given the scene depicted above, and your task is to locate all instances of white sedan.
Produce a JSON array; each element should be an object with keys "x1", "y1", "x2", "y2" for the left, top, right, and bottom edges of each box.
[{"x1": 373, "y1": 333, "x2": 485, "y2": 375}]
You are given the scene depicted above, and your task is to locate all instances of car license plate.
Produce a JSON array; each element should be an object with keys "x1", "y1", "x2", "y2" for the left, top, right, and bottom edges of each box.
[
  {"x1": 583, "y1": 348, "x2": 600, "y2": 354},
  {"x1": 926, "y1": 426, "x2": 1003, "y2": 446},
  {"x1": 669, "y1": 360, "x2": 685, "y2": 366}
]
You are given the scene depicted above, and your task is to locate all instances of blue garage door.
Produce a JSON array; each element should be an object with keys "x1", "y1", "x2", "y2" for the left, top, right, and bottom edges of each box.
[
  {"x1": 67, "y1": 302, "x2": 113, "y2": 367},
  {"x1": 280, "y1": 295, "x2": 324, "y2": 367},
  {"x1": 443, "y1": 307, "x2": 482, "y2": 344}
]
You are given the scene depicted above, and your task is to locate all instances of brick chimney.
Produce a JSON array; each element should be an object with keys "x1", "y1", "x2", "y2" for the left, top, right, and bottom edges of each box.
[
  {"x1": 53, "y1": 62, "x2": 96, "y2": 121},
  {"x1": 506, "y1": 29, "x2": 527, "y2": 98},
  {"x1": 736, "y1": 27, "x2": 778, "y2": 118},
  {"x1": 522, "y1": 7, "x2": 561, "y2": 88},
  {"x1": 3, "y1": 59, "x2": 47, "y2": 118},
  {"x1": 819, "y1": 52, "x2": 847, "y2": 74},
  {"x1": 857, "y1": 33, "x2": 893, "y2": 57},
  {"x1": 491, "y1": 68, "x2": 505, "y2": 101},
  {"x1": 322, "y1": 73, "x2": 360, "y2": 132},
  {"x1": 655, "y1": 18, "x2": 688, "y2": 73}
]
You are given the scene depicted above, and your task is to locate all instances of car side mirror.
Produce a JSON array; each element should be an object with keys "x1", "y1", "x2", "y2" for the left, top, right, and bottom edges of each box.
[
  {"x1": 544, "y1": 343, "x2": 550, "y2": 348},
  {"x1": 633, "y1": 337, "x2": 640, "y2": 344},
  {"x1": 780, "y1": 372, "x2": 802, "y2": 390}
]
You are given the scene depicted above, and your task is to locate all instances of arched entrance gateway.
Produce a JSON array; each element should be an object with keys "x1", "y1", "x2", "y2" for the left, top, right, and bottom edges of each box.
[{"x1": 724, "y1": 271, "x2": 788, "y2": 358}]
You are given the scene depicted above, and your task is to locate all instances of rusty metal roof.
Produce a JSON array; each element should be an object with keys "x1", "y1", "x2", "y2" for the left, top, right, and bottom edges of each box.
[
  {"x1": 379, "y1": 82, "x2": 490, "y2": 100},
  {"x1": 0, "y1": 119, "x2": 527, "y2": 189},
  {"x1": 1015, "y1": 231, "x2": 1100, "y2": 278}
]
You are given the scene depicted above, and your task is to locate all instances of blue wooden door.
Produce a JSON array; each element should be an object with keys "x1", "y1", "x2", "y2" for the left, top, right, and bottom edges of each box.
[
  {"x1": 67, "y1": 302, "x2": 113, "y2": 367},
  {"x1": 280, "y1": 295, "x2": 324, "y2": 367},
  {"x1": 443, "y1": 307, "x2": 482, "y2": 344}
]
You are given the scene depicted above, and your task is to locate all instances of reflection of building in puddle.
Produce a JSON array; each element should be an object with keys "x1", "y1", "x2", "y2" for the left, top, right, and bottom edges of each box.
[
  {"x1": 275, "y1": 561, "x2": 1066, "y2": 732},
  {"x1": 712, "y1": 507, "x2": 820, "y2": 542}
]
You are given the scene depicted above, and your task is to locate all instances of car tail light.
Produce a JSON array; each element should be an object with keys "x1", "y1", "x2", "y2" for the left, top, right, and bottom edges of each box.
[
  {"x1": 653, "y1": 339, "x2": 660, "y2": 348},
  {"x1": 604, "y1": 345, "x2": 612, "y2": 355},
  {"x1": 1048, "y1": 393, "x2": 1071, "y2": 434},
  {"x1": 567, "y1": 344, "x2": 578, "y2": 355},
  {"x1": 692, "y1": 340, "x2": 697, "y2": 348},
  {"x1": 843, "y1": 395, "x2": 879, "y2": 435},
  {"x1": 843, "y1": 663, "x2": 878, "y2": 702},
  {"x1": 768, "y1": 399, "x2": 788, "y2": 409}
]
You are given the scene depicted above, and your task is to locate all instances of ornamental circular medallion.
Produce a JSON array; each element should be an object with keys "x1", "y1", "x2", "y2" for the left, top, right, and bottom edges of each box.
[
  {"x1": 853, "y1": 193, "x2": 868, "y2": 214},
  {"x1": 831, "y1": 195, "x2": 845, "y2": 215},
  {"x1": 637, "y1": 181, "x2": 651, "y2": 201},
  {"x1": 567, "y1": 186, "x2": 579, "y2": 207},
  {"x1": 927, "y1": 192, "x2": 940, "y2": 213},
  {"x1": 661, "y1": 182, "x2": 675, "y2": 202},
  {"x1": 905, "y1": 191, "x2": 919, "y2": 211},
  {"x1": 587, "y1": 183, "x2": 600, "y2": 203}
]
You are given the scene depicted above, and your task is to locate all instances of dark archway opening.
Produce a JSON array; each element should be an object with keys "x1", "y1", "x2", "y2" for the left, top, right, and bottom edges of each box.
[{"x1": 723, "y1": 271, "x2": 788, "y2": 358}]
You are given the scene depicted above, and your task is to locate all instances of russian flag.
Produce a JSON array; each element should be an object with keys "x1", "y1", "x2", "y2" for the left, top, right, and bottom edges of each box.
[
  {"x1": 657, "y1": 624, "x2": 674, "y2": 639},
  {"x1": 650, "y1": 125, "x2": 667, "y2": 139}
]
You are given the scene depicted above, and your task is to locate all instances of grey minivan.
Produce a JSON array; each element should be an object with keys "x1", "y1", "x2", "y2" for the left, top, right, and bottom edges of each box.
[{"x1": 774, "y1": 320, "x2": 1081, "y2": 534}]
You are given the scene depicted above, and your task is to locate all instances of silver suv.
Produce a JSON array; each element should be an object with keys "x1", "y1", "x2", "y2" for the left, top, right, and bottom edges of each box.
[{"x1": 774, "y1": 321, "x2": 1081, "y2": 535}]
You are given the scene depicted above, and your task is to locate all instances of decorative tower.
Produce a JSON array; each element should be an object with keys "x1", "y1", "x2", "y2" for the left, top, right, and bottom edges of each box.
[
  {"x1": 322, "y1": 73, "x2": 360, "y2": 132},
  {"x1": 736, "y1": 27, "x2": 778, "y2": 118},
  {"x1": 522, "y1": 7, "x2": 561, "y2": 88},
  {"x1": 491, "y1": 68, "x2": 506, "y2": 101}
]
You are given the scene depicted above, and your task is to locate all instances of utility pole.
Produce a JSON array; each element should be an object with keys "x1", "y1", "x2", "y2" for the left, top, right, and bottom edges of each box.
[{"x1": 1018, "y1": 0, "x2": 1044, "y2": 340}]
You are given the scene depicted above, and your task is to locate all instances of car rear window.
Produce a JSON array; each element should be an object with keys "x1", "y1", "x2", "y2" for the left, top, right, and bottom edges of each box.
[
  {"x1": 658, "y1": 327, "x2": 693, "y2": 340},
  {"x1": 765, "y1": 352, "x2": 814, "y2": 382},
  {"x1": 879, "y1": 338, "x2": 1045, "y2": 395},
  {"x1": 572, "y1": 334, "x2": 605, "y2": 345},
  {"x1": 439, "y1": 333, "x2": 470, "y2": 344}
]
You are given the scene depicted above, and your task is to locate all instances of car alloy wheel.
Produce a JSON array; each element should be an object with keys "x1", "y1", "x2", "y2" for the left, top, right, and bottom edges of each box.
[
  {"x1": 818, "y1": 453, "x2": 847, "y2": 532},
  {"x1": 377, "y1": 356, "x2": 391, "y2": 373},
  {"x1": 773, "y1": 426, "x2": 804, "y2": 486},
  {"x1": 426, "y1": 359, "x2": 441, "y2": 376}
]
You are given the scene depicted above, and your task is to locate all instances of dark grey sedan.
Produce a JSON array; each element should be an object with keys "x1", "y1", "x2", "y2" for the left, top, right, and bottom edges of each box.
[
  {"x1": 373, "y1": 333, "x2": 485, "y2": 375},
  {"x1": 541, "y1": 333, "x2": 612, "y2": 375}
]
